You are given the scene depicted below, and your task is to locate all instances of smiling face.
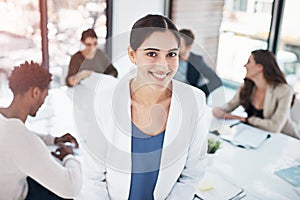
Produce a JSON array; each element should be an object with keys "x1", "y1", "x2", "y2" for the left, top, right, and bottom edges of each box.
[
  {"x1": 128, "y1": 30, "x2": 179, "y2": 90},
  {"x1": 244, "y1": 54, "x2": 264, "y2": 80}
]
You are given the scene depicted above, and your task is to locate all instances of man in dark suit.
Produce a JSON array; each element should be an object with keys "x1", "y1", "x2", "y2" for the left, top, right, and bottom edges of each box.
[{"x1": 174, "y1": 29, "x2": 222, "y2": 97}]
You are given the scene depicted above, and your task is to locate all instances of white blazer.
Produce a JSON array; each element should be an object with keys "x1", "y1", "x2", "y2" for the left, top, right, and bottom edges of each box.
[{"x1": 81, "y1": 72, "x2": 209, "y2": 200}]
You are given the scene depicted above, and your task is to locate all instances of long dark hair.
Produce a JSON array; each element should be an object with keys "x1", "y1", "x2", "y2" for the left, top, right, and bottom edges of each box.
[
  {"x1": 130, "y1": 14, "x2": 180, "y2": 50},
  {"x1": 240, "y1": 49, "x2": 287, "y2": 109}
]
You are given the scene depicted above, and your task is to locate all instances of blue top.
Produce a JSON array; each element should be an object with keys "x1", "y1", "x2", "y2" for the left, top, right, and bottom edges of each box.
[{"x1": 128, "y1": 122, "x2": 165, "y2": 200}]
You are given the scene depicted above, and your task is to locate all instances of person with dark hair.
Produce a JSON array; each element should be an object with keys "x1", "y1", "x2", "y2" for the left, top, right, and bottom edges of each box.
[
  {"x1": 91, "y1": 14, "x2": 209, "y2": 199},
  {"x1": 173, "y1": 29, "x2": 222, "y2": 98},
  {"x1": 0, "y1": 61, "x2": 82, "y2": 199},
  {"x1": 66, "y1": 28, "x2": 118, "y2": 86},
  {"x1": 213, "y1": 49, "x2": 299, "y2": 139}
]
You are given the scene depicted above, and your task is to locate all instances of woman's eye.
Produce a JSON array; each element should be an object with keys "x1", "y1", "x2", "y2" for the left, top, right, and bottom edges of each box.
[
  {"x1": 168, "y1": 52, "x2": 177, "y2": 57},
  {"x1": 147, "y1": 52, "x2": 157, "y2": 57}
]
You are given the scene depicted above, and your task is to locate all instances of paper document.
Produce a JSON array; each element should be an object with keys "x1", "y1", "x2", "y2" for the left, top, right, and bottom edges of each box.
[
  {"x1": 196, "y1": 171, "x2": 246, "y2": 200},
  {"x1": 275, "y1": 165, "x2": 300, "y2": 187},
  {"x1": 220, "y1": 123, "x2": 271, "y2": 149}
]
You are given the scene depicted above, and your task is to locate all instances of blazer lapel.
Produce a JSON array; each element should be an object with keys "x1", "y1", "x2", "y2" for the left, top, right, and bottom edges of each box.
[
  {"x1": 154, "y1": 81, "x2": 189, "y2": 199},
  {"x1": 106, "y1": 73, "x2": 133, "y2": 199},
  {"x1": 263, "y1": 85, "x2": 274, "y2": 118}
]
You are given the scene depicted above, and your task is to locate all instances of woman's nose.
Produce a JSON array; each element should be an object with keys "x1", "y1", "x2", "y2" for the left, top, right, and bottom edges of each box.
[{"x1": 156, "y1": 57, "x2": 168, "y2": 70}]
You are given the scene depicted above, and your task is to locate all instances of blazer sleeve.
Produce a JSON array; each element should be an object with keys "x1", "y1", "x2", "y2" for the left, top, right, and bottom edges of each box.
[
  {"x1": 166, "y1": 97, "x2": 209, "y2": 200},
  {"x1": 76, "y1": 87, "x2": 112, "y2": 200},
  {"x1": 247, "y1": 86, "x2": 293, "y2": 133},
  {"x1": 223, "y1": 86, "x2": 242, "y2": 112},
  {"x1": 76, "y1": 151, "x2": 110, "y2": 200}
]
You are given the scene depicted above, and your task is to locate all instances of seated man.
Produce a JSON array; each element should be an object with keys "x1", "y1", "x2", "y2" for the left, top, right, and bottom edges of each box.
[
  {"x1": 0, "y1": 61, "x2": 82, "y2": 199},
  {"x1": 174, "y1": 29, "x2": 222, "y2": 97}
]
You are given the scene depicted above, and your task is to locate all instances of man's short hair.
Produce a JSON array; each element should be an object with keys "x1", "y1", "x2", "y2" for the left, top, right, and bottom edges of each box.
[
  {"x1": 9, "y1": 61, "x2": 52, "y2": 95},
  {"x1": 179, "y1": 29, "x2": 195, "y2": 46}
]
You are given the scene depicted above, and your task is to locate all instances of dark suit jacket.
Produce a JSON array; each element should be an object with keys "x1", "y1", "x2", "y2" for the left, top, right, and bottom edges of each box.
[{"x1": 186, "y1": 53, "x2": 222, "y2": 97}]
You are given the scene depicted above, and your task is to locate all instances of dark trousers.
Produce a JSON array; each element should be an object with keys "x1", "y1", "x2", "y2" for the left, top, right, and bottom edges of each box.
[{"x1": 25, "y1": 177, "x2": 73, "y2": 200}]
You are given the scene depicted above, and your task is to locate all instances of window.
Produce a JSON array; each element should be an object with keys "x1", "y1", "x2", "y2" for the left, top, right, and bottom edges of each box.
[
  {"x1": 234, "y1": 0, "x2": 248, "y2": 12},
  {"x1": 0, "y1": 0, "x2": 41, "y2": 74},
  {"x1": 217, "y1": 0, "x2": 274, "y2": 83},
  {"x1": 0, "y1": 0, "x2": 41, "y2": 99},
  {"x1": 254, "y1": 0, "x2": 273, "y2": 14},
  {"x1": 47, "y1": 0, "x2": 108, "y2": 87},
  {"x1": 277, "y1": 0, "x2": 300, "y2": 96}
]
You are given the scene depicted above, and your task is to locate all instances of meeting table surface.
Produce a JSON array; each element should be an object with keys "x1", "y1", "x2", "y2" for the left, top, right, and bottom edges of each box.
[{"x1": 2, "y1": 77, "x2": 300, "y2": 200}]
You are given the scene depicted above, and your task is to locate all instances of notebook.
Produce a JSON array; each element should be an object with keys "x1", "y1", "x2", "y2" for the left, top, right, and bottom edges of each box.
[
  {"x1": 195, "y1": 171, "x2": 246, "y2": 200},
  {"x1": 219, "y1": 123, "x2": 271, "y2": 149},
  {"x1": 275, "y1": 165, "x2": 300, "y2": 187}
]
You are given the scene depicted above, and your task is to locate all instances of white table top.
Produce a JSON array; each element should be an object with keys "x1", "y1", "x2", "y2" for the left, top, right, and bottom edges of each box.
[
  {"x1": 19, "y1": 79, "x2": 300, "y2": 199},
  {"x1": 208, "y1": 121, "x2": 300, "y2": 199}
]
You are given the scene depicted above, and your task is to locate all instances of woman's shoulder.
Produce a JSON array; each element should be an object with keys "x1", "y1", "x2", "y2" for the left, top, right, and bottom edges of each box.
[
  {"x1": 70, "y1": 51, "x2": 84, "y2": 61},
  {"x1": 172, "y1": 80, "x2": 206, "y2": 108},
  {"x1": 95, "y1": 49, "x2": 108, "y2": 57},
  {"x1": 72, "y1": 51, "x2": 82, "y2": 57},
  {"x1": 271, "y1": 83, "x2": 293, "y2": 96},
  {"x1": 95, "y1": 75, "x2": 118, "y2": 95},
  {"x1": 173, "y1": 80, "x2": 205, "y2": 96}
]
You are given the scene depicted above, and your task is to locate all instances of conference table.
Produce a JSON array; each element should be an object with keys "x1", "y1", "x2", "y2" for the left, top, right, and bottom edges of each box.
[
  {"x1": 21, "y1": 74, "x2": 300, "y2": 199},
  {"x1": 208, "y1": 118, "x2": 300, "y2": 200}
]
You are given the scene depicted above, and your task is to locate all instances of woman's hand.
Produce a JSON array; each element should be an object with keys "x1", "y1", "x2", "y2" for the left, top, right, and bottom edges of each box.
[
  {"x1": 212, "y1": 107, "x2": 226, "y2": 118},
  {"x1": 67, "y1": 70, "x2": 93, "y2": 86},
  {"x1": 224, "y1": 113, "x2": 246, "y2": 122},
  {"x1": 213, "y1": 107, "x2": 246, "y2": 122}
]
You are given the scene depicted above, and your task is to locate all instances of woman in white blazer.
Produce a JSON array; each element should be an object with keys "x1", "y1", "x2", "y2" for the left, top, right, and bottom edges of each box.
[
  {"x1": 84, "y1": 14, "x2": 209, "y2": 200},
  {"x1": 213, "y1": 49, "x2": 299, "y2": 139}
]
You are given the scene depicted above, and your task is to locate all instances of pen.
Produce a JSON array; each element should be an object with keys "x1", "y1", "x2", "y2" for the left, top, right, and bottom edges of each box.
[
  {"x1": 236, "y1": 144, "x2": 246, "y2": 149},
  {"x1": 229, "y1": 121, "x2": 242, "y2": 128}
]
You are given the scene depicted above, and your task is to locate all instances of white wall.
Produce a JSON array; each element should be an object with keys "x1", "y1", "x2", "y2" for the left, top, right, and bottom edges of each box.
[{"x1": 111, "y1": 0, "x2": 165, "y2": 78}]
